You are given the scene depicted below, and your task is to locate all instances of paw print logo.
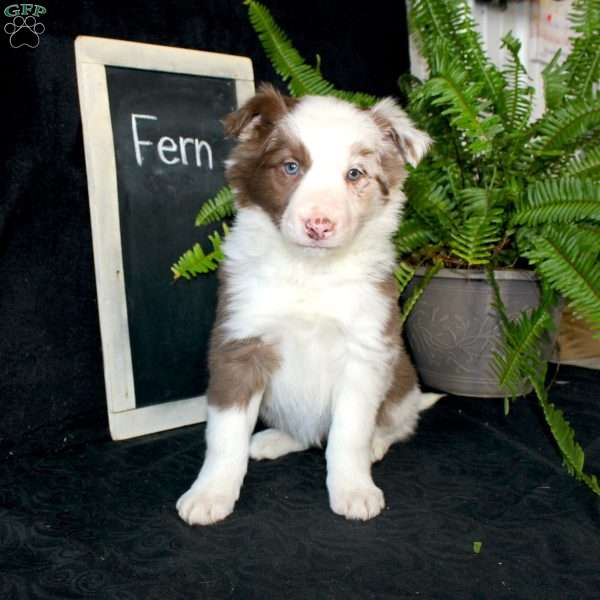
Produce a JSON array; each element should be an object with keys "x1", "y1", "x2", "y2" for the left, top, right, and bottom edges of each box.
[{"x1": 4, "y1": 15, "x2": 45, "y2": 48}]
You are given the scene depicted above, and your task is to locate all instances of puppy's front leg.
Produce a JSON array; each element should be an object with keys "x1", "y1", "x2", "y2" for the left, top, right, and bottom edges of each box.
[
  {"x1": 177, "y1": 332, "x2": 278, "y2": 526},
  {"x1": 177, "y1": 390, "x2": 262, "y2": 526},
  {"x1": 326, "y1": 367, "x2": 386, "y2": 521}
]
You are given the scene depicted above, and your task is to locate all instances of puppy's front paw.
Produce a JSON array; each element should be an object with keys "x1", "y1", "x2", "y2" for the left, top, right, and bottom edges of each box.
[
  {"x1": 176, "y1": 485, "x2": 236, "y2": 526},
  {"x1": 328, "y1": 480, "x2": 385, "y2": 521}
]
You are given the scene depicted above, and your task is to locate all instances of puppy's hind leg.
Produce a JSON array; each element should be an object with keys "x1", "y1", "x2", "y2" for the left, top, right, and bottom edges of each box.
[
  {"x1": 371, "y1": 385, "x2": 443, "y2": 463},
  {"x1": 250, "y1": 428, "x2": 308, "y2": 460}
]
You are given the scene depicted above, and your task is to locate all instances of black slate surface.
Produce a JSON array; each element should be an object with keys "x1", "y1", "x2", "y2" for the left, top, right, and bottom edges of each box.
[
  {"x1": 105, "y1": 65, "x2": 235, "y2": 408},
  {"x1": 2, "y1": 366, "x2": 599, "y2": 599}
]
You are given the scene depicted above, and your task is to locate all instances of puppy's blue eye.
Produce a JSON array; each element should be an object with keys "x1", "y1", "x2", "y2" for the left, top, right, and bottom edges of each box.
[
  {"x1": 283, "y1": 161, "x2": 300, "y2": 176},
  {"x1": 347, "y1": 168, "x2": 362, "y2": 181}
]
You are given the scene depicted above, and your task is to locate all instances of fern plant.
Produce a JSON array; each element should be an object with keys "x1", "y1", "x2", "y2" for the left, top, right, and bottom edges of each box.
[
  {"x1": 171, "y1": 224, "x2": 228, "y2": 280},
  {"x1": 173, "y1": 0, "x2": 600, "y2": 494}
]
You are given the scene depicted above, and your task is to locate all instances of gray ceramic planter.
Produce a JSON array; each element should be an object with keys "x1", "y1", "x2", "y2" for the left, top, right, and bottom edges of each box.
[{"x1": 402, "y1": 268, "x2": 560, "y2": 398}]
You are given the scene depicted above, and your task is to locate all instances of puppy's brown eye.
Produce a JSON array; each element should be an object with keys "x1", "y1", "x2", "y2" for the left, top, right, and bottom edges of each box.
[
  {"x1": 283, "y1": 161, "x2": 300, "y2": 176},
  {"x1": 346, "y1": 168, "x2": 363, "y2": 181}
]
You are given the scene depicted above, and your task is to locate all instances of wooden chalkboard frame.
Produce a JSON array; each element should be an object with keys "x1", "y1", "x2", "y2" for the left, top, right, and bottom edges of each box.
[{"x1": 75, "y1": 36, "x2": 254, "y2": 440}]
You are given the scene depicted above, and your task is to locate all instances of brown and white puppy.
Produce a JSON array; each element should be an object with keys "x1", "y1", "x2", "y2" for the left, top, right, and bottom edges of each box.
[{"x1": 177, "y1": 84, "x2": 440, "y2": 526}]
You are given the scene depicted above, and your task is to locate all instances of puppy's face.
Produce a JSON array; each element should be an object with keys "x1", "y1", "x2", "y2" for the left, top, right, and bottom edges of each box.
[{"x1": 224, "y1": 85, "x2": 430, "y2": 250}]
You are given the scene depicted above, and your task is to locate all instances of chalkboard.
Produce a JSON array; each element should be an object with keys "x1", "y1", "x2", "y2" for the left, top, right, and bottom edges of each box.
[
  {"x1": 75, "y1": 36, "x2": 254, "y2": 440},
  {"x1": 106, "y1": 66, "x2": 235, "y2": 408}
]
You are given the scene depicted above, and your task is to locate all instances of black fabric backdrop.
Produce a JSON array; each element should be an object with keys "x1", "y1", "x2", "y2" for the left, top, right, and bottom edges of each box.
[
  {"x1": 2, "y1": 366, "x2": 600, "y2": 598},
  {"x1": 0, "y1": 0, "x2": 409, "y2": 458}
]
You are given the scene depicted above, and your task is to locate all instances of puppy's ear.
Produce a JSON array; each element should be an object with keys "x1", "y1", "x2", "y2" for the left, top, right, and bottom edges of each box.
[
  {"x1": 370, "y1": 98, "x2": 431, "y2": 167},
  {"x1": 223, "y1": 83, "x2": 297, "y2": 141}
]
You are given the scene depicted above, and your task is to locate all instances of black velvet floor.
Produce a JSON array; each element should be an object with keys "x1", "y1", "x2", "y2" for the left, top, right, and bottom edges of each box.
[{"x1": 2, "y1": 365, "x2": 599, "y2": 599}]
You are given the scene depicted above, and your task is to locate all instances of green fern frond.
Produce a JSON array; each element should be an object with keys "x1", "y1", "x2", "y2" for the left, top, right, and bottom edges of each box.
[
  {"x1": 542, "y1": 49, "x2": 568, "y2": 111},
  {"x1": 449, "y1": 215, "x2": 503, "y2": 265},
  {"x1": 523, "y1": 226, "x2": 600, "y2": 334},
  {"x1": 314, "y1": 53, "x2": 322, "y2": 76},
  {"x1": 405, "y1": 170, "x2": 456, "y2": 234},
  {"x1": 449, "y1": 188, "x2": 503, "y2": 265},
  {"x1": 245, "y1": 0, "x2": 377, "y2": 107},
  {"x1": 400, "y1": 260, "x2": 443, "y2": 324},
  {"x1": 447, "y1": 1, "x2": 506, "y2": 113},
  {"x1": 513, "y1": 178, "x2": 600, "y2": 226},
  {"x1": 245, "y1": 0, "x2": 334, "y2": 97},
  {"x1": 532, "y1": 375, "x2": 600, "y2": 495},
  {"x1": 398, "y1": 72, "x2": 422, "y2": 101},
  {"x1": 559, "y1": 147, "x2": 600, "y2": 180},
  {"x1": 569, "y1": 0, "x2": 600, "y2": 33},
  {"x1": 394, "y1": 261, "x2": 416, "y2": 296},
  {"x1": 195, "y1": 186, "x2": 236, "y2": 226},
  {"x1": 394, "y1": 218, "x2": 437, "y2": 255},
  {"x1": 458, "y1": 187, "x2": 504, "y2": 216},
  {"x1": 562, "y1": 0, "x2": 600, "y2": 100},
  {"x1": 540, "y1": 1, "x2": 600, "y2": 110},
  {"x1": 535, "y1": 373, "x2": 584, "y2": 474},
  {"x1": 559, "y1": 223, "x2": 600, "y2": 254},
  {"x1": 409, "y1": 0, "x2": 506, "y2": 112},
  {"x1": 332, "y1": 90, "x2": 379, "y2": 108},
  {"x1": 423, "y1": 44, "x2": 504, "y2": 156},
  {"x1": 500, "y1": 32, "x2": 534, "y2": 130},
  {"x1": 171, "y1": 224, "x2": 228, "y2": 280},
  {"x1": 490, "y1": 274, "x2": 556, "y2": 401},
  {"x1": 531, "y1": 97, "x2": 600, "y2": 159}
]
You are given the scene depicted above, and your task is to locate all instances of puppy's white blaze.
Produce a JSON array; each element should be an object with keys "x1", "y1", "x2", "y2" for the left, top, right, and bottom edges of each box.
[{"x1": 286, "y1": 96, "x2": 381, "y2": 155}]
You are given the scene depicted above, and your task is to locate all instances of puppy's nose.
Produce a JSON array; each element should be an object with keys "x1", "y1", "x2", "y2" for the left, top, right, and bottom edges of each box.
[{"x1": 304, "y1": 216, "x2": 336, "y2": 241}]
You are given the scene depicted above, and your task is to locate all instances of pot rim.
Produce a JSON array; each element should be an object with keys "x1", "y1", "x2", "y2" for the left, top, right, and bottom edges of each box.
[{"x1": 413, "y1": 266, "x2": 539, "y2": 281}]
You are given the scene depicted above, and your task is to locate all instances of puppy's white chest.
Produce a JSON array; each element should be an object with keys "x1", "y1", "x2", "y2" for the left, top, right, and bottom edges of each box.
[
  {"x1": 260, "y1": 315, "x2": 346, "y2": 446},
  {"x1": 223, "y1": 240, "x2": 392, "y2": 447}
]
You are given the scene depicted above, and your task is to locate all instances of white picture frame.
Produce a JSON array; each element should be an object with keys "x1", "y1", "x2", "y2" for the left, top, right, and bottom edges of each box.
[{"x1": 74, "y1": 36, "x2": 254, "y2": 440}]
